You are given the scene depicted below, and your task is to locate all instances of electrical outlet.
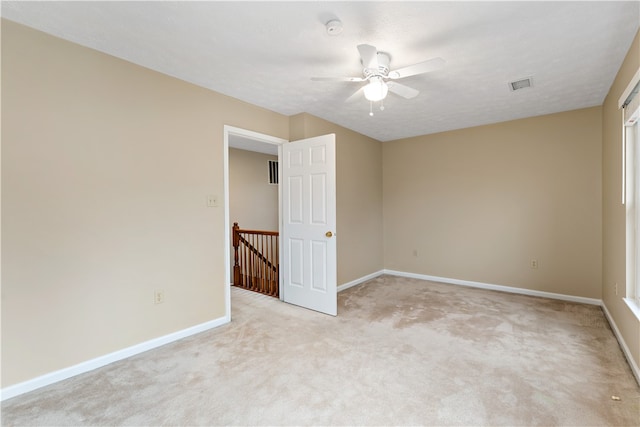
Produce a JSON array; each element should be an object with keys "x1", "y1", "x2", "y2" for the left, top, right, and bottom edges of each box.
[
  {"x1": 154, "y1": 290, "x2": 165, "y2": 304},
  {"x1": 530, "y1": 259, "x2": 538, "y2": 269}
]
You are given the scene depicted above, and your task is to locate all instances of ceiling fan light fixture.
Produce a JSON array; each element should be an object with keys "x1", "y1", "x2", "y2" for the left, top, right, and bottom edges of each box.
[{"x1": 364, "y1": 77, "x2": 388, "y2": 101}]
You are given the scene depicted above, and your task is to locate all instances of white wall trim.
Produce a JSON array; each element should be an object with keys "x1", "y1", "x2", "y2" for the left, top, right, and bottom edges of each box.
[
  {"x1": 337, "y1": 270, "x2": 385, "y2": 293},
  {"x1": 383, "y1": 269, "x2": 602, "y2": 305},
  {"x1": 223, "y1": 125, "x2": 288, "y2": 310},
  {"x1": 223, "y1": 126, "x2": 232, "y2": 323},
  {"x1": 601, "y1": 302, "x2": 640, "y2": 386},
  {"x1": 1, "y1": 316, "x2": 229, "y2": 402}
]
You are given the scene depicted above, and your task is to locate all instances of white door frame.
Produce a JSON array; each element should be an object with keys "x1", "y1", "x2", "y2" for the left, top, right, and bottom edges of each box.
[{"x1": 223, "y1": 125, "x2": 287, "y2": 320}]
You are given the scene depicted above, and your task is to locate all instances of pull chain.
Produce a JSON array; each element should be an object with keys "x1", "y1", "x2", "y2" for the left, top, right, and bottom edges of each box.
[{"x1": 369, "y1": 101, "x2": 374, "y2": 116}]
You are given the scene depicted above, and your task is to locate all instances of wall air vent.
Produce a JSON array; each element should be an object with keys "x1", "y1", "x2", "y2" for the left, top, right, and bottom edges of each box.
[
  {"x1": 509, "y1": 77, "x2": 533, "y2": 91},
  {"x1": 268, "y1": 160, "x2": 278, "y2": 185}
]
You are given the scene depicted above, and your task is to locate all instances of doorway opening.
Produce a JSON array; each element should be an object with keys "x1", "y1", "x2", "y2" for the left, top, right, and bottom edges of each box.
[{"x1": 224, "y1": 126, "x2": 287, "y2": 321}]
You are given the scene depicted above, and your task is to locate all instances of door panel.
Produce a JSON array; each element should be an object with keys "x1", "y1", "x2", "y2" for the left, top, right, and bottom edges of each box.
[
  {"x1": 288, "y1": 175, "x2": 303, "y2": 223},
  {"x1": 311, "y1": 174, "x2": 327, "y2": 224},
  {"x1": 311, "y1": 240, "x2": 327, "y2": 291},
  {"x1": 289, "y1": 238, "x2": 304, "y2": 287}
]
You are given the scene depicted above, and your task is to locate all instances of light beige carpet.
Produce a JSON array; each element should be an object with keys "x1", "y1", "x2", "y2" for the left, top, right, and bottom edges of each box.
[{"x1": 2, "y1": 275, "x2": 639, "y2": 426}]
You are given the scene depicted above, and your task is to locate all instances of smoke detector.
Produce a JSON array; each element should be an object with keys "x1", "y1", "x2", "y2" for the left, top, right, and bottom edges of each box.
[{"x1": 325, "y1": 19, "x2": 343, "y2": 36}]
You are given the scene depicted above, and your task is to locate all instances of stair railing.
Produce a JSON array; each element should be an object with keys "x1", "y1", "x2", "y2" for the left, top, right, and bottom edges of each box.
[{"x1": 232, "y1": 222, "x2": 279, "y2": 297}]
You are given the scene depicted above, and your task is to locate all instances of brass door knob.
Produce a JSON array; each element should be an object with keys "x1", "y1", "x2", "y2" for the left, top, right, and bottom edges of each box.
[{"x1": 325, "y1": 231, "x2": 333, "y2": 238}]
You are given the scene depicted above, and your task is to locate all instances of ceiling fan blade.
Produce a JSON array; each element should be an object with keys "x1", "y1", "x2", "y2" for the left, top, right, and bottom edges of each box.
[
  {"x1": 387, "y1": 82, "x2": 419, "y2": 99},
  {"x1": 388, "y1": 57, "x2": 446, "y2": 79},
  {"x1": 311, "y1": 76, "x2": 365, "y2": 82},
  {"x1": 357, "y1": 44, "x2": 378, "y2": 70},
  {"x1": 345, "y1": 86, "x2": 365, "y2": 103}
]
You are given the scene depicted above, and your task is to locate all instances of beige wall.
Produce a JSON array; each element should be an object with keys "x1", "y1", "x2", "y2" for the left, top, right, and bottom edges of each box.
[
  {"x1": 383, "y1": 107, "x2": 603, "y2": 299},
  {"x1": 229, "y1": 148, "x2": 279, "y2": 232},
  {"x1": 602, "y1": 30, "x2": 640, "y2": 369},
  {"x1": 1, "y1": 20, "x2": 289, "y2": 387},
  {"x1": 290, "y1": 113, "x2": 384, "y2": 285}
]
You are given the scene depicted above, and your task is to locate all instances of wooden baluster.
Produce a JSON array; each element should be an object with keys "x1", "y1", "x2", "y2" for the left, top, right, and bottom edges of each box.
[
  {"x1": 272, "y1": 235, "x2": 276, "y2": 296},
  {"x1": 260, "y1": 235, "x2": 265, "y2": 294},
  {"x1": 233, "y1": 223, "x2": 241, "y2": 287},
  {"x1": 271, "y1": 235, "x2": 276, "y2": 296},
  {"x1": 239, "y1": 233, "x2": 244, "y2": 289},
  {"x1": 255, "y1": 234, "x2": 259, "y2": 292},
  {"x1": 255, "y1": 234, "x2": 259, "y2": 291},
  {"x1": 250, "y1": 233, "x2": 256, "y2": 291},
  {"x1": 246, "y1": 234, "x2": 250, "y2": 290},
  {"x1": 264, "y1": 236, "x2": 268, "y2": 295},
  {"x1": 243, "y1": 233, "x2": 248, "y2": 290},
  {"x1": 268, "y1": 235, "x2": 272, "y2": 295},
  {"x1": 255, "y1": 234, "x2": 258, "y2": 291},
  {"x1": 274, "y1": 235, "x2": 278, "y2": 297},
  {"x1": 257, "y1": 234, "x2": 262, "y2": 293},
  {"x1": 245, "y1": 233, "x2": 249, "y2": 290}
]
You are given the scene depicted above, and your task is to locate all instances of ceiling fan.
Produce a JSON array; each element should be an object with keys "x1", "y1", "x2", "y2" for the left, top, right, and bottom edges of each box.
[{"x1": 312, "y1": 44, "x2": 445, "y2": 114}]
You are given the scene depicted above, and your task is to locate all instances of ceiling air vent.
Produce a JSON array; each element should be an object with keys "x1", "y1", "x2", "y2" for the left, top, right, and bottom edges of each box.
[{"x1": 509, "y1": 77, "x2": 533, "y2": 92}]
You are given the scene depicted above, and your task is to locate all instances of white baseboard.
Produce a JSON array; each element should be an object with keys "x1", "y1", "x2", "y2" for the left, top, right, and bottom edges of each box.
[
  {"x1": 337, "y1": 270, "x2": 385, "y2": 292},
  {"x1": 1, "y1": 316, "x2": 229, "y2": 401},
  {"x1": 383, "y1": 269, "x2": 602, "y2": 306},
  {"x1": 6, "y1": 271, "x2": 635, "y2": 401},
  {"x1": 601, "y1": 303, "x2": 640, "y2": 386}
]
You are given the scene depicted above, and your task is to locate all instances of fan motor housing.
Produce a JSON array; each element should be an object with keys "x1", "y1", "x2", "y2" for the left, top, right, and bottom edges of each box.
[{"x1": 363, "y1": 52, "x2": 391, "y2": 78}]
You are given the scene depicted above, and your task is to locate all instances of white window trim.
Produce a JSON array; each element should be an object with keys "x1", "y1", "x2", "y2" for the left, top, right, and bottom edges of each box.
[
  {"x1": 626, "y1": 122, "x2": 640, "y2": 308},
  {"x1": 624, "y1": 296, "x2": 640, "y2": 319},
  {"x1": 621, "y1": 69, "x2": 640, "y2": 204},
  {"x1": 618, "y1": 68, "x2": 640, "y2": 109},
  {"x1": 622, "y1": 69, "x2": 640, "y2": 317}
]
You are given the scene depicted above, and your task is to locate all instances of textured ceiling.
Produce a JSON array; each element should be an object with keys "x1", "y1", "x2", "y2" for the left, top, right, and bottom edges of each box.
[{"x1": 2, "y1": 1, "x2": 639, "y2": 142}]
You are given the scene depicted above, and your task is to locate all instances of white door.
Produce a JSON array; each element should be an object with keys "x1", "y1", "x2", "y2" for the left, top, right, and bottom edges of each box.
[{"x1": 281, "y1": 134, "x2": 337, "y2": 316}]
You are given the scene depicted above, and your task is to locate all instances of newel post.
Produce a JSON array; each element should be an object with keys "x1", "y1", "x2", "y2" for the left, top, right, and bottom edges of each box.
[{"x1": 232, "y1": 222, "x2": 241, "y2": 286}]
